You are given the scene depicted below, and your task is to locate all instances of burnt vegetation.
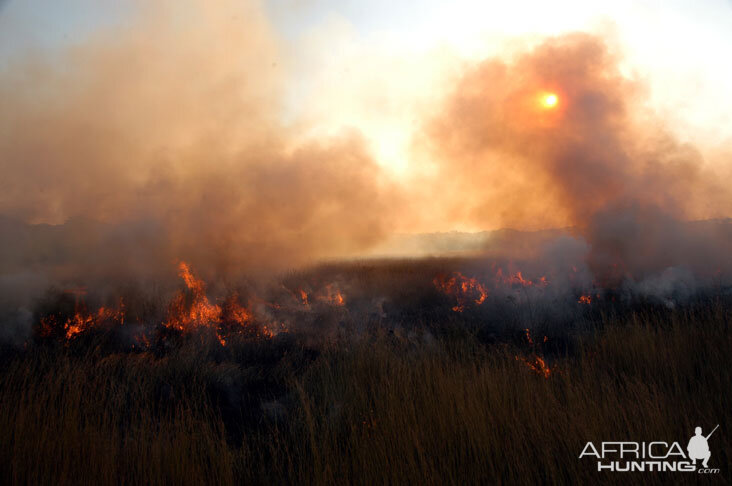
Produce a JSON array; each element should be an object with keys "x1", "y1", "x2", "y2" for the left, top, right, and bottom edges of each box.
[{"x1": 0, "y1": 257, "x2": 730, "y2": 485}]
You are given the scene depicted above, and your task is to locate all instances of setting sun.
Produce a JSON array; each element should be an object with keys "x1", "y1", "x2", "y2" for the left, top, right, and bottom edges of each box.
[{"x1": 541, "y1": 92, "x2": 559, "y2": 108}]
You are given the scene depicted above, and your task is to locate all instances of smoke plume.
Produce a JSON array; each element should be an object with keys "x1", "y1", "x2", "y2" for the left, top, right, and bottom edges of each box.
[
  {"x1": 419, "y1": 33, "x2": 731, "y2": 286},
  {"x1": 0, "y1": 6, "x2": 730, "y2": 345},
  {"x1": 0, "y1": 0, "x2": 396, "y2": 279}
]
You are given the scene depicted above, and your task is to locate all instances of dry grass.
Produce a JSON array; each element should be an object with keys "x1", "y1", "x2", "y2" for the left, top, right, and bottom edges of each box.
[{"x1": 0, "y1": 301, "x2": 729, "y2": 485}]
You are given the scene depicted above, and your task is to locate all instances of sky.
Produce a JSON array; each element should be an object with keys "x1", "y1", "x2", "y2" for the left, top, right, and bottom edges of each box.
[
  {"x1": 0, "y1": 0, "x2": 730, "y2": 249},
  {"x1": 266, "y1": 0, "x2": 732, "y2": 170},
  {"x1": 2, "y1": 0, "x2": 732, "y2": 176}
]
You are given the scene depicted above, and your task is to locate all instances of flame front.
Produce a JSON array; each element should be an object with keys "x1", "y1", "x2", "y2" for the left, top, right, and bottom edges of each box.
[
  {"x1": 164, "y1": 262, "x2": 266, "y2": 345},
  {"x1": 35, "y1": 262, "x2": 355, "y2": 347},
  {"x1": 65, "y1": 305, "x2": 125, "y2": 339},
  {"x1": 38, "y1": 297, "x2": 125, "y2": 342},
  {"x1": 434, "y1": 269, "x2": 551, "y2": 312},
  {"x1": 433, "y1": 272, "x2": 489, "y2": 312},
  {"x1": 165, "y1": 262, "x2": 223, "y2": 333}
]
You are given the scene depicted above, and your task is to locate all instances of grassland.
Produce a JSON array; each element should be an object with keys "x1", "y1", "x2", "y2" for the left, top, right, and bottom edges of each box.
[{"x1": 0, "y1": 260, "x2": 729, "y2": 485}]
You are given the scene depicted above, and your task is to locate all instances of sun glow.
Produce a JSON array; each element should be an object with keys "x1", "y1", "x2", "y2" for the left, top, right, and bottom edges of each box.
[{"x1": 541, "y1": 92, "x2": 558, "y2": 108}]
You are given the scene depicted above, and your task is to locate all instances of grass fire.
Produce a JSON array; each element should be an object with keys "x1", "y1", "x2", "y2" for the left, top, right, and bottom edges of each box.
[{"x1": 1, "y1": 1, "x2": 731, "y2": 485}]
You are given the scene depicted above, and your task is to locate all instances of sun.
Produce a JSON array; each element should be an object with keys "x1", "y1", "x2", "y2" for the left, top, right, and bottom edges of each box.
[{"x1": 541, "y1": 92, "x2": 558, "y2": 108}]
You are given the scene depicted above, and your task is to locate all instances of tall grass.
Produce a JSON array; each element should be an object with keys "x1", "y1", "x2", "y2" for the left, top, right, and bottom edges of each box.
[{"x1": 0, "y1": 304, "x2": 729, "y2": 485}]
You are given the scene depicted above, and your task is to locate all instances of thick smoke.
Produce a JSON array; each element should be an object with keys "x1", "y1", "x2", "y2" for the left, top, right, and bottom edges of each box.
[
  {"x1": 1, "y1": 11, "x2": 730, "y2": 344},
  {"x1": 0, "y1": 0, "x2": 401, "y2": 343},
  {"x1": 0, "y1": 0, "x2": 396, "y2": 278},
  {"x1": 420, "y1": 33, "x2": 731, "y2": 290}
]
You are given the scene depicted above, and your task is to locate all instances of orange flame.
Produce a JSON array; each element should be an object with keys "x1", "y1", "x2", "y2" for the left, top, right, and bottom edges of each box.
[
  {"x1": 38, "y1": 299, "x2": 126, "y2": 341},
  {"x1": 495, "y1": 269, "x2": 549, "y2": 288},
  {"x1": 36, "y1": 262, "x2": 288, "y2": 346},
  {"x1": 317, "y1": 284, "x2": 346, "y2": 306},
  {"x1": 164, "y1": 262, "x2": 222, "y2": 333},
  {"x1": 164, "y1": 262, "x2": 269, "y2": 345},
  {"x1": 516, "y1": 328, "x2": 554, "y2": 378},
  {"x1": 516, "y1": 355, "x2": 552, "y2": 378},
  {"x1": 433, "y1": 272, "x2": 489, "y2": 312}
]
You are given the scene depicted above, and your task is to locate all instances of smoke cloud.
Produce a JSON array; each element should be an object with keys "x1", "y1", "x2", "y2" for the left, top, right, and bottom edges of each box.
[
  {"x1": 0, "y1": 4, "x2": 729, "y2": 343},
  {"x1": 0, "y1": 0, "x2": 396, "y2": 279},
  {"x1": 419, "y1": 33, "x2": 731, "y2": 286}
]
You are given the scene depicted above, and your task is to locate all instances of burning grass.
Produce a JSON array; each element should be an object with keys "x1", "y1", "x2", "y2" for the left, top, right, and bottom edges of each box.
[
  {"x1": 0, "y1": 258, "x2": 730, "y2": 485},
  {"x1": 1, "y1": 301, "x2": 729, "y2": 485}
]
